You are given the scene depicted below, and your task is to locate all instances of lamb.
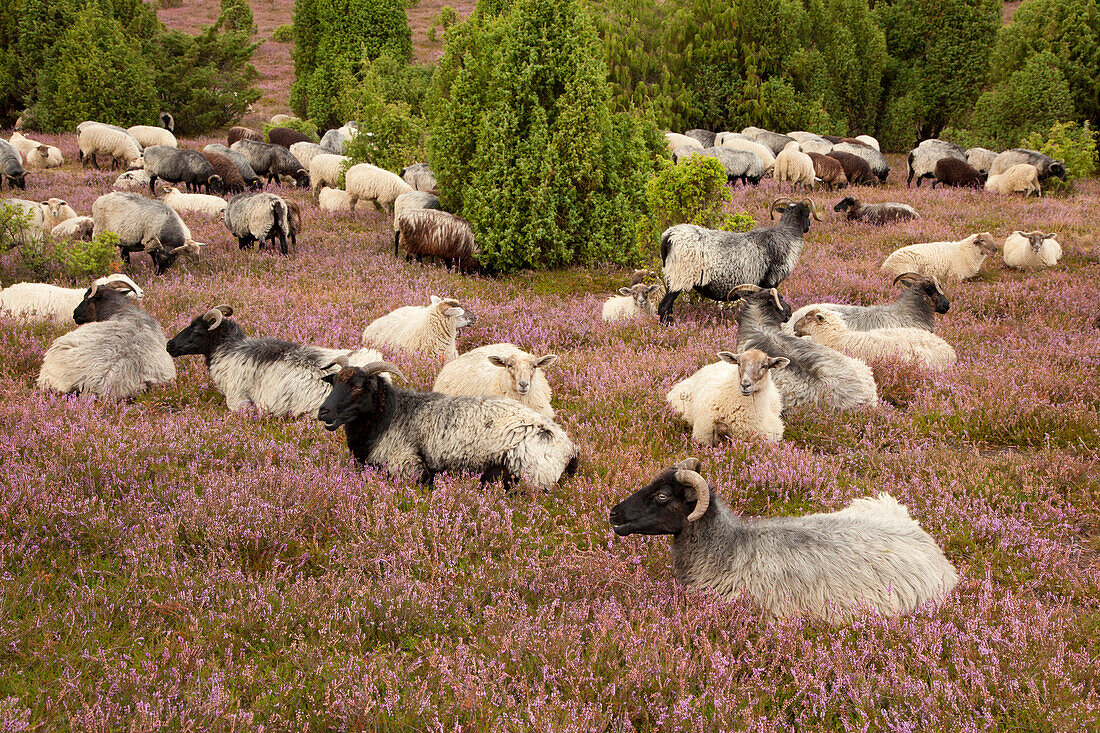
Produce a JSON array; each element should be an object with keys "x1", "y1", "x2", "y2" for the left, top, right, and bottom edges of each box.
[
  {"x1": 227, "y1": 126, "x2": 262, "y2": 146},
  {"x1": 51, "y1": 216, "x2": 95, "y2": 241},
  {"x1": 988, "y1": 148, "x2": 1066, "y2": 181},
  {"x1": 77, "y1": 124, "x2": 141, "y2": 170},
  {"x1": 24, "y1": 143, "x2": 63, "y2": 169},
  {"x1": 92, "y1": 192, "x2": 205, "y2": 274},
  {"x1": 203, "y1": 144, "x2": 264, "y2": 190},
  {"x1": 831, "y1": 141, "x2": 889, "y2": 182},
  {"x1": 732, "y1": 285, "x2": 877, "y2": 410},
  {"x1": 395, "y1": 209, "x2": 478, "y2": 272},
  {"x1": 825, "y1": 151, "x2": 877, "y2": 186},
  {"x1": 309, "y1": 153, "x2": 350, "y2": 196},
  {"x1": 657, "y1": 197, "x2": 821, "y2": 322},
  {"x1": 319, "y1": 187, "x2": 354, "y2": 212},
  {"x1": 144, "y1": 146, "x2": 223, "y2": 194},
  {"x1": 785, "y1": 273, "x2": 949, "y2": 334},
  {"x1": 880, "y1": 232, "x2": 997, "y2": 282},
  {"x1": 966, "y1": 147, "x2": 998, "y2": 176},
  {"x1": 985, "y1": 163, "x2": 1042, "y2": 197},
  {"x1": 433, "y1": 343, "x2": 558, "y2": 418},
  {"x1": 401, "y1": 163, "x2": 438, "y2": 193},
  {"x1": 165, "y1": 304, "x2": 384, "y2": 418},
  {"x1": 0, "y1": 138, "x2": 27, "y2": 189},
  {"x1": 162, "y1": 186, "x2": 228, "y2": 217},
  {"x1": 37, "y1": 279, "x2": 176, "y2": 399},
  {"x1": 684, "y1": 129, "x2": 716, "y2": 148},
  {"x1": 159, "y1": 111, "x2": 175, "y2": 132},
  {"x1": 677, "y1": 147, "x2": 766, "y2": 185},
  {"x1": 344, "y1": 163, "x2": 414, "y2": 213},
  {"x1": 1003, "y1": 231, "x2": 1063, "y2": 269},
  {"x1": 230, "y1": 139, "x2": 309, "y2": 188},
  {"x1": 0, "y1": 273, "x2": 143, "y2": 324},
  {"x1": 602, "y1": 283, "x2": 661, "y2": 322},
  {"x1": 317, "y1": 360, "x2": 578, "y2": 490},
  {"x1": 223, "y1": 192, "x2": 292, "y2": 255},
  {"x1": 832, "y1": 196, "x2": 918, "y2": 225},
  {"x1": 609, "y1": 459, "x2": 958, "y2": 619},
  {"x1": 666, "y1": 350, "x2": 787, "y2": 445},
  {"x1": 793, "y1": 308, "x2": 957, "y2": 370},
  {"x1": 773, "y1": 141, "x2": 816, "y2": 187},
  {"x1": 665, "y1": 133, "x2": 703, "y2": 155},
  {"x1": 932, "y1": 157, "x2": 984, "y2": 188},
  {"x1": 127, "y1": 125, "x2": 177, "y2": 148},
  {"x1": 113, "y1": 169, "x2": 151, "y2": 192},
  {"x1": 199, "y1": 151, "x2": 248, "y2": 194},
  {"x1": 906, "y1": 139, "x2": 965, "y2": 187},
  {"x1": 290, "y1": 141, "x2": 328, "y2": 171},
  {"x1": 806, "y1": 153, "x2": 847, "y2": 189},
  {"x1": 361, "y1": 296, "x2": 477, "y2": 362},
  {"x1": 715, "y1": 135, "x2": 776, "y2": 171}
]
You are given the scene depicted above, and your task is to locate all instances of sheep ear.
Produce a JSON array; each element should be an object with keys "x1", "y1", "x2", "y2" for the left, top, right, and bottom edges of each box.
[
  {"x1": 768, "y1": 357, "x2": 790, "y2": 371},
  {"x1": 646, "y1": 284, "x2": 660, "y2": 294},
  {"x1": 1046, "y1": 232, "x2": 1057, "y2": 240},
  {"x1": 617, "y1": 287, "x2": 632, "y2": 296},
  {"x1": 430, "y1": 295, "x2": 441, "y2": 305},
  {"x1": 487, "y1": 355, "x2": 508, "y2": 368},
  {"x1": 444, "y1": 307, "x2": 464, "y2": 317},
  {"x1": 717, "y1": 351, "x2": 738, "y2": 364},
  {"x1": 534, "y1": 354, "x2": 557, "y2": 369}
]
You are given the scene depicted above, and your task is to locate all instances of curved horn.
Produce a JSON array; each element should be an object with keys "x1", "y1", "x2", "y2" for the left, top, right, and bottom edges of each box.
[
  {"x1": 892, "y1": 272, "x2": 924, "y2": 287},
  {"x1": 674, "y1": 457, "x2": 702, "y2": 472},
  {"x1": 768, "y1": 288, "x2": 783, "y2": 313},
  {"x1": 213, "y1": 304, "x2": 233, "y2": 317},
  {"x1": 329, "y1": 354, "x2": 350, "y2": 370},
  {"x1": 86, "y1": 281, "x2": 99, "y2": 298},
  {"x1": 203, "y1": 308, "x2": 226, "y2": 330},
  {"x1": 728, "y1": 284, "x2": 762, "y2": 299},
  {"x1": 676, "y1": 469, "x2": 711, "y2": 522},
  {"x1": 360, "y1": 361, "x2": 406, "y2": 383},
  {"x1": 801, "y1": 197, "x2": 822, "y2": 221},
  {"x1": 769, "y1": 197, "x2": 793, "y2": 220}
]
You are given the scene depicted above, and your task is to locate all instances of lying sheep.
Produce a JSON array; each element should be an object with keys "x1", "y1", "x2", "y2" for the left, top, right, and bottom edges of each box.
[
  {"x1": 602, "y1": 283, "x2": 660, "y2": 322},
  {"x1": 78, "y1": 124, "x2": 141, "y2": 170},
  {"x1": 433, "y1": 343, "x2": 558, "y2": 417},
  {"x1": 831, "y1": 141, "x2": 889, "y2": 182},
  {"x1": 985, "y1": 163, "x2": 1042, "y2": 197},
  {"x1": 227, "y1": 126, "x2": 262, "y2": 146},
  {"x1": 92, "y1": 192, "x2": 205, "y2": 274},
  {"x1": 401, "y1": 163, "x2": 438, "y2": 193},
  {"x1": 906, "y1": 139, "x2": 965, "y2": 187},
  {"x1": 128, "y1": 125, "x2": 177, "y2": 148},
  {"x1": 1003, "y1": 231, "x2": 1062, "y2": 269},
  {"x1": 794, "y1": 308, "x2": 957, "y2": 370},
  {"x1": 881, "y1": 232, "x2": 997, "y2": 282},
  {"x1": 826, "y1": 151, "x2": 876, "y2": 186},
  {"x1": 361, "y1": 296, "x2": 477, "y2": 362},
  {"x1": 319, "y1": 187, "x2": 354, "y2": 212},
  {"x1": 773, "y1": 141, "x2": 816, "y2": 186},
  {"x1": 223, "y1": 192, "x2": 292, "y2": 255},
  {"x1": 933, "y1": 157, "x2": 984, "y2": 188},
  {"x1": 318, "y1": 360, "x2": 578, "y2": 491},
  {"x1": 833, "y1": 196, "x2": 918, "y2": 225},
  {"x1": 51, "y1": 216, "x2": 94, "y2": 241},
  {"x1": 678, "y1": 147, "x2": 766, "y2": 185},
  {"x1": 309, "y1": 153, "x2": 350, "y2": 196},
  {"x1": 989, "y1": 148, "x2": 1065, "y2": 181},
  {"x1": 785, "y1": 273, "x2": 949, "y2": 334},
  {"x1": 231, "y1": 139, "x2": 309, "y2": 188},
  {"x1": 966, "y1": 147, "x2": 998, "y2": 176},
  {"x1": 166, "y1": 305, "x2": 383, "y2": 418},
  {"x1": 0, "y1": 138, "x2": 27, "y2": 189},
  {"x1": 24, "y1": 143, "x2": 63, "y2": 169},
  {"x1": 203, "y1": 144, "x2": 264, "y2": 190},
  {"x1": 162, "y1": 186, "x2": 227, "y2": 217},
  {"x1": 0, "y1": 273, "x2": 142, "y2": 324},
  {"x1": 609, "y1": 459, "x2": 958, "y2": 619},
  {"x1": 37, "y1": 279, "x2": 175, "y2": 399},
  {"x1": 269, "y1": 114, "x2": 297, "y2": 126},
  {"x1": 665, "y1": 133, "x2": 703, "y2": 155},
  {"x1": 395, "y1": 209, "x2": 478, "y2": 272},
  {"x1": 1, "y1": 197, "x2": 78, "y2": 236},
  {"x1": 807, "y1": 152, "x2": 847, "y2": 189},
  {"x1": 344, "y1": 163, "x2": 414, "y2": 212},
  {"x1": 666, "y1": 350, "x2": 787, "y2": 445},
  {"x1": 113, "y1": 169, "x2": 151, "y2": 192}
]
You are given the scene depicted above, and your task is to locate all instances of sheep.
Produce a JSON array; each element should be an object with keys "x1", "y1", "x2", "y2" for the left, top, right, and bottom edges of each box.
[
  {"x1": 113, "y1": 169, "x2": 151, "y2": 192},
  {"x1": 92, "y1": 192, "x2": 205, "y2": 274},
  {"x1": 199, "y1": 151, "x2": 248, "y2": 194},
  {"x1": 666, "y1": 350, "x2": 787, "y2": 445},
  {"x1": 309, "y1": 153, "x2": 350, "y2": 196},
  {"x1": 773, "y1": 141, "x2": 816, "y2": 187},
  {"x1": 716, "y1": 135, "x2": 776, "y2": 171},
  {"x1": 227, "y1": 126, "x2": 262, "y2": 146},
  {"x1": 230, "y1": 139, "x2": 309, "y2": 188},
  {"x1": 269, "y1": 114, "x2": 297, "y2": 126},
  {"x1": 320, "y1": 127, "x2": 353, "y2": 154},
  {"x1": 24, "y1": 143, "x2": 63, "y2": 169},
  {"x1": 831, "y1": 142, "x2": 889, "y2": 182},
  {"x1": 395, "y1": 209, "x2": 478, "y2": 272},
  {"x1": 317, "y1": 360, "x2": 578, "y2": 491},
  {"x1": 202, "y1": 144, "x2": 264, "y2": 190},
  {"x1": 37, "y1": 279, "x2": 176, "y2": 399},
  {"x1": 223, "y1": 192, "x2": 292, "y2": 255},
  {"x1": 881, "y1": 232, "x2": 997, "y2": 282},
  {"x1": 785, "y1": 273, "x2": 949, "y2": 335},
  {"x1": 989, "y1": 148, "x2": 1066, "y2": 181},
  {"x1": 754, "y1": 130, "x2": 797, "y2": 156},
  {"x1": 8, "y1": 131, "x2": 40, "y2": 159},
  {"x1": 825, "y1": 151, "x2": 877, "y2": 186},
  {"x1": 608, "y1": 459, "x2": 958, "y2": 619},
  {"x1": 268, "y1": 127, "x2": 314, "y2": 149},
  {"x1": 0, "y1": 138, "x2": 27, "y2": 189},
  {"x1": 732, "y1": 285, "x2": 877, "y2": 410},
  {"x1": 289, "y1": 141, "x2": 328, "y2": 171},
  {"x1": 793, "y1": 308, "x2": 957, "y2": 370},
  {"x1": 144, "y1": 146, "x2": 223, "y2": 194},
  {"x1": 832, "y1": 196, "x2": 918, "y2": 225},
  {"x1": 665, "y1": 133, "x2": 703, "y2": 155},
  {"x1": 77, "y1": 124, "x2": 141, "y2": 170},
  {"x1": 401, "y1": 163, "x2": 438, "y2": 193},
  {"x1": 1, "y1": 198, "x2": 78, "y2": 240},
  {"x1": 677, "y1": 147, "x2": 766, "y2": 185},
  {"x1": 319, "y1": 187, "x2": 354, "y2": 212},
  {"x1": 0, "y1": 273, "x2": 143, "y2": 324},
  {"x1": 344, "y1": 163, "x2": 414, "y2": 213},
  {"x1": 906, "y1": 140, "x2": 965, "y2": 187},
  {"x1": 657, "y1": 197, "x2": 821, "y2": 322},
  {"x1": 51, "y1": 216, "x2": 94, "y2": 241},
  {"x1": 159, "y1": 111, "x2": 175, "y2": 132},
  {"x1": 788, "y1": 132, "x2": 834, "y2": 154},
  {"x1": 602, "y1": 283, "x2": 661, "y2": 322},
  {"x1": 805, "y1": 153, "x2": 847, "y2": 189},
  {"x1": 932, "y1": 157, "x2": 984, "y2": 188},
  {"x1": 854, "y1": 135, "x2": 880, "y2": 151},
  {"x1": 433, "y1": 343, "x2": 558, "y2": 418},
  {"x1": 684, "y1": 129, "x2": 716, "y2": 148},
  {"x1": 162, "y1": 186, "x2": 227, "y2": 217},
  {"x1": 76, "y1": 121, "x2": 139, "y2": 144},
  {"x1": 127, "y1": 125, "x2": 177, "y2": 148},
  {"x1": 966, "y1": 147, "x2": 998, "y2": 176},
  {"x1": 286, "y1": 200, "x2": 302, "y2": 250},
  {"x1": 361, "y1": 296, "x2": 477, "y2": 362},
  {"x1": 1003, "y1": 231, "x2": 1062, "y2": 270},
  {"x1": 985, "y1": 163, "x2": 1042, "y2": 197},
  {"x1": 165, "y1": 304, "x2": 384, "y2": 418}
]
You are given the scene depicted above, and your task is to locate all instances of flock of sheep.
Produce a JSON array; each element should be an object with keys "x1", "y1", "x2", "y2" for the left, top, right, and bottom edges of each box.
[{"x1": 0, "y1": 114, "x2": 1072, "y2": 621}]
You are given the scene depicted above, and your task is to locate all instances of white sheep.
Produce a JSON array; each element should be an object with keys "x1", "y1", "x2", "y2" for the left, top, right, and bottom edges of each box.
[
  {"x1": 793, "y1": 308, "x2": 957, "y2": 370},
  {"x1": 401, "y1": 163, "x2": 437, "y2": 193},
  {"x1": 1, "y1": 198, "x2": 78, "y2": 241},
  {"x1": 601, "y1": 283, "x2": 660, "y2": 322},
  {"x1": 1003, "y1": 231, "x2": 1063, "y2": 270},
  {"x1": 290, "y1": 141, "x2": 328, "y2": 170},
  {"x1": 343, "y1": 163, "x2": 413, "y2": 212},
  {"x1": 78, "y1": 124, "x2": 142, "y2": 169},
  {"x1": 773, "y1": 141, "x2": 815, "y2": 186},
  {"x1": 269, "y1": 114, "x2": 297, "y2": 125},
  {"x1": 716, "y1": 133, "x2": 776, "y2": 171},
  {"x1": 162, "y1": 186, "x2": 228, "y2": 217},
  {"x1": 666, "y1": 350, "x2": 787, "y2": 445},
  {"x1": 51, "y1": 216, "x2": 94, "y2": 241},
  {"x1": 318, "y1": 187, "x2": 354, "y2": 213},
  {"x1": 854, "y1": 135, "x2": 880, "y2": 151},
  {"x1": 965, "y1": 147, "x2": 998, "y2": 175},
  {"x1": 23, "y1": 143, "x2": 63, "y2": 169},
  {"x1": 665, "y1": 133, "x2": 703, "y2": 155},
  {"x1": 793, "y1": 134, "x2": 833, "y2": 155},
  {"x1": 309, "y1": 153, "x2": 350, "y2": 196},
  {"x1": 880, "y1": 232, "x2": 997, "y2": 282},
  {"x1": 113, "y1": 169, "x2": 151, "y2": 191},
  {"x1": 127, "y1": 125, "x2": 177, "y2": 148},
  {"x1": 0, "y1": 274, "x2": 143, "y2": 325},
  {"x1": 361, "y1": 296, "x2": 477, "y2": 362},
  {"x1": 433, "y1": 343, "x2": 558, "y2": 418},
  {"x1": 8, "y1": 131, "x2": 39, "y2": 159},
  {"x1": 985, "y1": 163, "x2": 1041, "y2": 197}
]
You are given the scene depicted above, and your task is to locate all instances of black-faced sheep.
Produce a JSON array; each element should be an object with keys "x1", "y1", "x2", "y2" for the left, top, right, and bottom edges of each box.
[
  {"x1": 0, "y1": 138, "x2": 28, "y2": 189},
  {"x1": 988, "y1": 148, "x2": 1066, "y2": 181},
  {"x1": 832, "y1": 196, "x2": 918, "y2": 225}
]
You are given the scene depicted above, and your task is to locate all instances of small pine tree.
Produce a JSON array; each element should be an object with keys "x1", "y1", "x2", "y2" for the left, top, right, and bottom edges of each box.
[{"x1": 218, "y1": 0, "x2": 257, "y2": 35}]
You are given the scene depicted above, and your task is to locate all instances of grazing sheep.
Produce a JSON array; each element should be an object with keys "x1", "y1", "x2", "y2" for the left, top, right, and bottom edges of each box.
[
  {"x1": 785, "y1": 273, "x2": 949, "y2": 335},
  {"x1": 433, "y1": 343, "x2": 558, "y2": 418},
  {"x1": 854, "y1": 135, "x2": 880, "y2": 151},
  {"x1": 199, "y1": 151, "x2": 248, "y2": 194},
  {"x1": 881, "y1": 232, "x2": 997, "y2": 282},
  {"x1": 317, "y1": 360, "x2": 578, "y2": 491},
  {"x1": 788, "y1": 132, "x2": 834, "y2": 154},
  {"x1": 401, "y1": 163, "x2": 438, "y2": 193},
  {"x1": 319, "y1": 187, "x2": 354, "y2": 212},
  {"x1": 159, "y1": 111, "x2": 175, "y2": 132},
  {"x1": 165, "y1": 304, "x2": 383, "y2": 418},
  {"x1": 37, "y1": 279, "x2": 175, "y2": 399},
  {"x1": 162, "y1": 186, "x2": 227, "y2": 217},
  {"x1": 826, "y1": 151, "x2": 877, "y2": 186},
  {"x1": 831, "y1": 142, "x2": 889, "y2": 182},
  {"x1": 733, "y1": 285, "x2": 877, "y2": 410},
  {"x1": 602, "y1": 283, "x2": 661, "y2": 322},
  {"x1": 932, "y1": 157, "x2": 984, "y2": 188},
  {"x1": 678, "y1": 147, "x2": 766, "y2": 185},
  {"x1": 666, "y1": 350, "x2": 787, "y2": 445},
  {"x1": 756, "y1": 130, "x2": 798, "y2": 156},
  {"x1": 665, "y1": 133, "x2": 703, "y2": 155},
  {"x1": 320, "y1": 127, "x2": 353, "y2": 154},
  {"x1": 286, "y1": 200, "x2": 302, "y2": 250},
  {"x1": 112, "y1": 169, "x2": 151, "y2": 192},
  {"x1": 985, "y1": 163, "x2": 1042, "y2": 197},
  {"x1": 309, "y1": 153, "x2": 350, "y2": 196},
  {"x1": 127, "y1": 125, "x2": 177, "y2": 148},
  {"x1": 50, "y1": 216, "x2": 94, "y2": 241},
  {"x1": 0, "y1": 273, "x2": 142, "y2": 324},
  {"x1": 395, "y1": 209, "x2": 478, "y2": 272},
  {"x1": 794, "y1": 308, "x2": 957, "y2": 370},
  {"x1": 361, "y1": 296, "x2": 477, "y2": 362},
  {"x1": 716, "y1": 134, "x2": 776, "y2": 171},
  {"x1": 77, "y1": 124, "x2": 141, "y2": 170},
  {"x1": 0, "y1": 138, "x2": 27, "y2": 189},
  {"x1": 609, "y1": 459, "x2": 958, "y2": 619},
  {"x1": 966, "y1": 147, "x2": 998, "y2": 176},
  {"x1": 144, "y1": 146, "x2": 222, "y2": 194},
  {"x1": 203, "y1": 144, "x2": 264, "y2": 191},
  {"x1": 806, "y1": 152, "x2": 847, "y2": 189},
  {"x1": 92, "y1": 192, "x2": 205, "y2": 274},
  {"x1": 227, "y1": 126, "x2": 262, "y2": 146},
  {"x1": 685, "y1": 129, "x2": 716, "y2": 148},
  {"x1": 906, "y1": 139, "x2": 966, "y2": 187},
  {"x1": 24, "y1": 143, "x2": 63, "y2": 169},
  {"x1": 268, "y1": 126, "x2": 314, "y2": 149},
  {"x1": 773, "y1": 141, "x2": 816, "y2": 187},
  {"x1": 290, "y1": 141, "x2": 328, "y2": 171},
  {"x1": 832, "y1": 196, "x2": 918, "y2": 225},
  {"x1": 344, "y1": 163, "x2": 414, "y2": 213},
  {"x1": 223, "y1": 192, "x2": 292, "y2": 255},
  {"x1": 989, "y1": 149, "x2": 1066, "y2": 181},
  {"x1": 658, "y1": 197, "x2": 821, "y2": 322},
  {"x1": 1003, "y1": 231, "x2": 1063, "y2": 269},
  {"x1": 230, "y1": 139, "x2": 309, "y2": 188}
]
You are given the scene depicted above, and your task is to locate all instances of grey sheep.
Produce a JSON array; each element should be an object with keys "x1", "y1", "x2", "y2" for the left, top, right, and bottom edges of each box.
[
  {"x1": 831, "y1": 141, "x2": 889, "y2": 183},
  {"x1": 684, "y1": 129, "x2": 715, "y2": 148},
  {"x1": 230, "y1": 139, "x2": 309, "y2": 188},
  {"x1": 0, "y1": 138, "x2": 27, "y2": 190},
  {"x1": 988, "y1": 148, "x2": 1066, "y2": 181},
  {"x1": 752, "y1": 130, "x2": 797, "y2": 155},
  {"x1": 657, "y1": 197, "x2": 821, "y2": 322},
  {"x1": 609, "y1": 459, "x2": 958, "y2": 619},
  {"x1": 965, "y1": 147, "x2": 998, "y2": 175},
  {"x1": 143, "y1": 146, "x2": 222, "y2": 194},
  {"x1": 223, "y1": 192, "x2": 292, "y2": 255},
  {"x1": 203, "y1": 144, "x2": 264, "y2": 190},
  {"x1": 677, "y1": 147, "x2": 765, "y2": 185},
  {"x1": 401, "y1": 163, "x2": 438, "y2": 193},
  {"x1": 832, "y1": 196, "x2": 918, "y2": 225},
  {"x1": 92, "y1": 192, "x2": 205, "y2": 274},
  {"x1": 785, "y1": 273, "x2": 949, "y2": 334},
  {"x1": 320, "y1": 128, "x2": 350, "y2": 154}
]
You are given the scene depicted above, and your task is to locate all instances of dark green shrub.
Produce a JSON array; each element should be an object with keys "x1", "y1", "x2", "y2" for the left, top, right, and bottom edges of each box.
[
  {"x1": 1021, "y1": 121, "x2": 1099, "y2": 182},
  {"x1": 262, "y1": 118, "x2": 318, "y2": 141},
  {"x1": 0, "y1": 205, "x2": 34, "y2": 253},
  {"x1": 218, "y1": 0, "x2": 256, "y2": 35},
  {"x1": 17, "y1": 232, "x2": 121, "y2": 282},
  {"x1": 273, "y1": 24, "x2": 294, "y2": 42},
  {"x1": 964, "y1": 52, "x2": 1076, "y2": 151}
]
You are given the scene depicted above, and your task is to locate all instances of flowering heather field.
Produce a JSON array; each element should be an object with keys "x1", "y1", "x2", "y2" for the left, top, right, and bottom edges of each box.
[{"x1": 1, "y1": 132, "x2": 1099, "y2": 730}]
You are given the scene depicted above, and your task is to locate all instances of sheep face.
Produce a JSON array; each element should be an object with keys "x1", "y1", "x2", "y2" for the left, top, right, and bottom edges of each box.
[
  {"x1": 433, "y1": 296, "x2": 478, "y2": 329},
  {"x1": 166, "y1": 306, "x2": 236, "y2": 358},
  {"x1": 898, "y1": 274, "x2": 950, "y2": 314},
  {"x1": 969, "y1": 232, "x2": 997, "y2": 258},
  {"x1": 618, "y1": 283, "x2": 659, "y2": 310},
  {"x1": 1049, "y1": 161, "x2": 1067, "y2": 180},
  {"x1": 147, "y1": 238, "x2": 203, "y2": 276},
  {"x1": 292, "y1": 169, "x2": 309, "y2": 188},
  {"x1": 73, "y1": 283, "x2": 136, "y2": 324},
  {"x1": 487, "y1": 353, "x2": 557, "y2": 396},
  {"x1": 317, "y1": 366, "x2": 394, "y2": 431},
  {"x1": 717, "y1": 349, "x2": 788, "y2": 396},
  {"x1": 792, "y1": 308, "x2": 844, "y2": 337},
  {"x1": 1020, "y1": 231, "x2": 1055, "y2": 254},
  {"x1": 770, "y1": 198, "x2": 821, "y2": 233},
  {"x1": 832, "y1": 196, "x2": 857, "y2": 213},
  {"x1": 609, "y1": 462, "x2": 710, "y2": 536},
  {"x1": 732, "y1": 286, "x2": 793, "y2": 323}
]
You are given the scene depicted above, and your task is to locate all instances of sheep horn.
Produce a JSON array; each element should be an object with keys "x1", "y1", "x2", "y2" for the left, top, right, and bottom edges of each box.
[
  {"x1": 768, "y1": 288, "x2": 783, "y2": 313},
  {"x1": 769, "y1": 197, "x2": 793, "y2": 220},
  {"x1": 892, "y1": 272, "x2": 924, "y2": 287},
  {"x1": 800, "y1": 197, "x2": 822, "y2": 221},
  {"x1": 674, "y1": 457, "x2": 702, "y2": 472},
  {"x1": 728, "y1": 284, "x2": 762, "y2": 299},
  {"x1": 326, "y1": 354, "x2": 350, "y2": 371},
  {"x1": 676, "y1": 469, "x2": 711, "y2": 522},
  {"x1": 86, "y1": 281, "x2": 99, "y2": 298},
  {"x1": 203, "y1": 308, "x2": 226, "y2": 330},
  {"x1": 360, "y1": 361, "x2": 406, "y2": 383}
]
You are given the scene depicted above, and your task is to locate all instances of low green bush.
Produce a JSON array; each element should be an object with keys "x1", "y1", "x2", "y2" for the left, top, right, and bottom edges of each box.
[
  {"x1": 272, "y1": 24, "x2": 294, "y2": 43},
  {"x1": 263, "y1": 118, "x2": 318, "y2": 141},
  {"x1": 1022, "y1": 120, "x2": 1098, "y2": 182}
]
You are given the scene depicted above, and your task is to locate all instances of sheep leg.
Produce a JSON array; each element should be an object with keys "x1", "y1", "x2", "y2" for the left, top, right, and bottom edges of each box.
[
  {"x1": 277, "y1": 229, "x2": 288, "y2": 256},
  {"x1": 657, "y1": 290, "x2": 681, "y2": 323},
  {"x1": 393, "y1": 231, "x2": 400, "y2": 257},
  {"x1": 148, "y1": 174, "x2": 158, "y2": 195}
]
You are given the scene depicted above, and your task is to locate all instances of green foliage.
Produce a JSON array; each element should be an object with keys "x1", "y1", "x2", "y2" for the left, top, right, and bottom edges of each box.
[
  {"x1": 965, "y1": 52, "x2": 1076, "y2": 151},
  {"x1": 0, "y1": 205, "x2": 34, "y2": 253},
  {"x1": 262, "y1": 118, "x2": 319, "y2": 141},
  {"x1": 272, "y1": 24, "x2": 294, "y2": 42},
  {"x1": 1022, "y1": 121, "x2": 1099, "y2": 182},
  {"x1": 634, "y1": 156, "x2": 754, "y2": 263},
  {"x1": 438, "y1": 5, "x2": 458, "y2": 28},
  {"x1": 218, "y1": 0, "x2": 256, "y2": 35},
  {"x1": 428, "y1": 0, "x2": 659, "y2": 274},
  {"x1": 17, "y1": 232, "x2": 122, "y2": 282}
]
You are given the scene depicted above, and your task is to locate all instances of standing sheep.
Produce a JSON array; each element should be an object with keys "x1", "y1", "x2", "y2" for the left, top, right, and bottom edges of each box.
[
  {"x1": 826, "y1": 151, "x2": 877, "y2": 186},
  {"x1": 290, "y1": 141, "x2": 328, "y2": 171},
  {"x1": 966, "y1": 147, "x2": 998, "y2": 176},
  {"x1": 665, "y1": 133, "x2": 703, "y2": 155},
  {"x1": 268, "y1": 127, "x2": 314, "y2": 148},
  {"x1": 199, "y1": 151, "x2": 248, "y2": 194},
  {"x1": 77, "y1": 124, "x2": 141, "y2": 170},
  {"x1": 227, "y1": 126, "x2": 262, "y2": 146},
  {"x1": 401, "y1": 163, "x2": 438, "y2": 193},
  {"x1": 362, "y1": 296, "x2": 477, "y2": 362},
  {"x1": 395, "y1": 209, "x2": 478, "y2": 272},
  {"x1": 793, "y1": 308, "x2": 957, "y2": 370},
  {"x1": 433, "y1": 343, "x2": 558, "y2": 418},
  {"x1": 715, "y1": 134, "x2": 776, "y2": 171},
  {"x1": 906, "y1": 139, "x2": 966, "y2": 187},
  {"x1": 831, "y1": 141, "x2": 889, "y2": 183},
  {"x1": 127, "y1": 125, "x2": 177, "y2": 148},
  {"x1": 230, "y1": 139, "x2": 309, "y2": 188},
  {"x1": 1003, "y1": 231, "x2": 1062, "y2": 269},
  {"x1": 602, "y1": 283, "x2": 661, "y2": 322},
  {"x1": 144, "y1": 146, "x2": 223, "y2": 194},
  {"x1": 92, "y1": 192, "x2": 205, "y2": 274},
  {"x1": 881, "y1": 233, "x2": 997, "y2": 282},
  {"x1": 932, "y1": 157, "x2": 984, "y2": 188},
  {"x1": 677, "y1": 147, "x2": 766, "y2": 185},
  {"x1": 988, "y1": 149, "x2": 1066, "y2": 181},
  {"x1": 0, "y1": 138, "x2": 27, "y2": 189},
  {"x1": 684, "y1": 129, "x2": 716, "y2": 148},
  {"x1": 223, "y1": 193, "x2": 292, "y2": 255},
  {"x1": 985, "y1": 164, "x2": 1042, "y2": 197},
  {"x1": 203, "y1": 144, "x2": 264, "y2": 191},
  {"x1": 309, "y1": 153, "x2": 350, "y2": 197},
  {"x1": 773, "y1": 141, "x2": 816, "y2": 187},
  {"x1": 344, "y1": 163, "x2": 414, "y2": 213}
]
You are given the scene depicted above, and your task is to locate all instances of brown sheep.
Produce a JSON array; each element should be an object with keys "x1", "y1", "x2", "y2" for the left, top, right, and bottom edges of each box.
[
  {"x1": 826, "y1": 151, "x2": 877, "y2": 186},
  {"x1": 227, "y1": 126, "x2": 262, "y2": 146},
  {"x1": 932, "y1": 157, "x2": 984, "y2": 189},
  {"x1": 396, "y1": 209, "x2": 478, "y2": 273},
  {"x1": 268, "y1": 127, "x2": 314, "y2": 149},
  {"x1": 807, "y1": 153, "x2": 848, "y2": 189},
  {"x1": 200, "y1": 151, "x2": 247, "y2": 194}
]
